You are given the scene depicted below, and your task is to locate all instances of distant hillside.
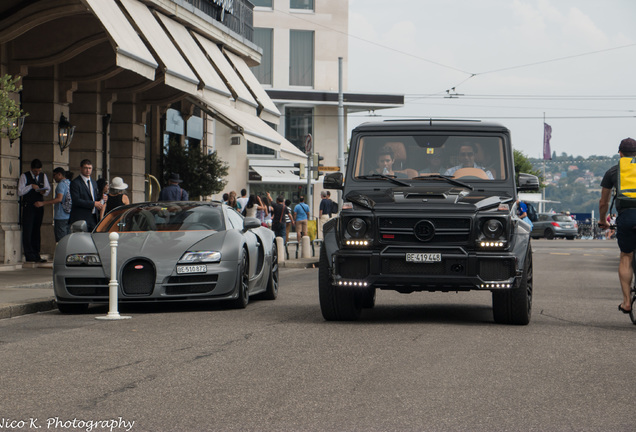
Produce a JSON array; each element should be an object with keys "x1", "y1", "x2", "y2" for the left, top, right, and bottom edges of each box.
[{"x1": 528, "y1": 153, "x2": 619, "y2": 214}]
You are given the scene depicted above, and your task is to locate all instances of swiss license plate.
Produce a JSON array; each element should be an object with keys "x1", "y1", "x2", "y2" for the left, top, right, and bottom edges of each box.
[
  {"x1": 405, "y1": 253, "x2": 442, "y2": 263},
  {"x1": 176, "y1": 264, "x2": 207, "y2": 274}
]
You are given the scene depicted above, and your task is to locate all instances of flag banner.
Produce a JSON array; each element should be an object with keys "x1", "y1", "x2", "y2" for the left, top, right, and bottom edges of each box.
[{"x1": 543, "y1": 122, "x2": 552, "y2": 160}]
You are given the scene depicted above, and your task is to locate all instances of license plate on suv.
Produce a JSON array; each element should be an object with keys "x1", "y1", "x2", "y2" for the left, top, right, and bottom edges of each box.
[
  {"x1": 176, "y1": 265, "x2": 207, "y2": 274},
  {"x1": 405, "y1": 253, "x2": 441, "y2": 263}
]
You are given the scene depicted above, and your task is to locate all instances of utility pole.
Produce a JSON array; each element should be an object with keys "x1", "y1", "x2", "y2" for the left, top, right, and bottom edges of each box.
[{"x1": 337, "y1": 57, "x2": 345, "y2": 208}]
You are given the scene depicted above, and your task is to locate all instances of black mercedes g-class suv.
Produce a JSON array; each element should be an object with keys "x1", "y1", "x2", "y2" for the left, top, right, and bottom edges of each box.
[{"x1": 319, "y1": 119, "x2": 540, "y2": 324}]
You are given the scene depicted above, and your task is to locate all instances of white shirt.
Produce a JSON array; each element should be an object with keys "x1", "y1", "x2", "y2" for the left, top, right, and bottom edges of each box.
[{"x1": 18, "y1": 170, "x2": 50, "y2": 197}]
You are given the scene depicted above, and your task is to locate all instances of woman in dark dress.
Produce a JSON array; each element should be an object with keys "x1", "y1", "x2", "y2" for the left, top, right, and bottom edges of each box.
[{"x1": 101, "y1": 176, "x2": 130, "y2": 218}]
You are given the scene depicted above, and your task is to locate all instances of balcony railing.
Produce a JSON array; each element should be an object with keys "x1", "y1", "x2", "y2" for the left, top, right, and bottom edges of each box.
[{"x1": 181, "y1": 0, "x2": 254, "y2": 42}]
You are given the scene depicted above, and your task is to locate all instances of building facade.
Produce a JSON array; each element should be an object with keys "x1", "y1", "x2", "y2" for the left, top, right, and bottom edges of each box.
[
  {"x1": 0, "y1": 0, "x2": 307, "y2": 268},
  {"x1": 249, "y1": 0, "x2": 403, "y2": 215}
]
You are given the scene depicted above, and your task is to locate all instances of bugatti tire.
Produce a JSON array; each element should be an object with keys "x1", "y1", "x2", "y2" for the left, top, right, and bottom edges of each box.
[
  {"x1": 318, "y1": 245, "x2": 361, "y2": 321},
  {"x1": 492, "y1": 247, "x2": 533, "y2": 325},
  {"x1": 230, "y1": 249, "x2": 250, "y2": 309},
  {"x1": 262, "y1": 241, "x2": 279, "y2": 300}
]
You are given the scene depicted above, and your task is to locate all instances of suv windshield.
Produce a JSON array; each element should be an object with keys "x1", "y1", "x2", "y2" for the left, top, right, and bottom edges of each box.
[{"x1": 352, "y1": 134, "x2": 506, "y2": 182}]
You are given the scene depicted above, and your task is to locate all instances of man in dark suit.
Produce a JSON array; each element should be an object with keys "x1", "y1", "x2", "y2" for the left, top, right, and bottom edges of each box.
[{"x1": 69, "y1": 159, "x2": 103, "y2": 231}]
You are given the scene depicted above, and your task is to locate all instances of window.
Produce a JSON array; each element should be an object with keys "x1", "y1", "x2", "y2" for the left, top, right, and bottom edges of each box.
[
  {"x1": 248, "y1": 120, "x2": 276, "y2": 156},
  {"x1": 290, "y1": 0, "x2": 314, "y2": 10},
  {"x1": 252, "y1": 28, "x2": 273, "y2": 85},
  {"x1": 285, "y1": 107, "x2": 313, "y2": 152},
  {"x1": 251, "y1": 0, "x2": 273, "y2": 7},
  {"x1": 289, "y1": 30, "x2": 313, "y2": 87}
]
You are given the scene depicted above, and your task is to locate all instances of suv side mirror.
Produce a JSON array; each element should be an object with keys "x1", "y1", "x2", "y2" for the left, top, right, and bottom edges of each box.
[
  {"x1": 517, "y1": 173, "x2": 540, "y2": 191},
  {"x1": 323, "y1": 172, "x2": 343, "y2": 190}
]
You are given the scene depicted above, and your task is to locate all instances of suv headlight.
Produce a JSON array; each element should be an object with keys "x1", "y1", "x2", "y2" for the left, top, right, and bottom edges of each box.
[
  {"x1": 477, "y1": 218, "x2": 508, "y2": 249},
  {"x1": 347, "y1": 218, "x2": 367, "y2": 238},
  {"x1": 343, "y1": 217, "x2": 372, "y2": 247}
]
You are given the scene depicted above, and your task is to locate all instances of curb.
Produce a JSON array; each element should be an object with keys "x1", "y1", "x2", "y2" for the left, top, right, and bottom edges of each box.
[
  {"x1": 0, "y1": 298, "x2": 56, "y2": 320},
  {"x1": 281, "y1": 260, "x2": 318, "y2": 269}
]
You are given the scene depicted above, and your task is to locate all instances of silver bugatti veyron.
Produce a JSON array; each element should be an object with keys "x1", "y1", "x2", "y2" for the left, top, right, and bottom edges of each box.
[{"x1": 53, "y1": 201, "x2": 278, "y2": 313}]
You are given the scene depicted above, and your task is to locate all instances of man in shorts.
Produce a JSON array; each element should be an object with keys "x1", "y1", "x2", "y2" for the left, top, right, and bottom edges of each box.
[{"x1": 599, "y1": 137, "x2": 636, "y2": 315}]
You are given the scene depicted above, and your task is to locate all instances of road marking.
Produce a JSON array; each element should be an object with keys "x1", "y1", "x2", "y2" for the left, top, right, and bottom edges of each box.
[{"x1": 550, "y1": 252, "x2": 571, "y2": 255}]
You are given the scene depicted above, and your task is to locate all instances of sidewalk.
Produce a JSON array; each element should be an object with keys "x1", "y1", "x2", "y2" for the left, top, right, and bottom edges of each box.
[{"x1": 0, "y1": 254, "x2": 318, "y2": 320}]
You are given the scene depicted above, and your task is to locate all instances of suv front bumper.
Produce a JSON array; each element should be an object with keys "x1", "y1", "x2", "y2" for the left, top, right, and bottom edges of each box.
[{"x1": 331, "y1": 247, "x2": 520, "y2": 292}]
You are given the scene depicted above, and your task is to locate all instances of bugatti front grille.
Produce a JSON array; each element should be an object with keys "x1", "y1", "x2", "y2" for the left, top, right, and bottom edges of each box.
[
  {"x1": 165, "y1": 275, "x2": 219, "y2": 295},
  {"x1": 378, "y1": 217, "x2": 472, "y2": 244},
  {"x1": 65, "y1": 278, "x2": 109, "y2": 296},
  {"x1": 121, "y1": 259, "x2": 155, "y2": 296},
  {"x1": 479, "y1": 259, "x2": 516, "y2": 281}
]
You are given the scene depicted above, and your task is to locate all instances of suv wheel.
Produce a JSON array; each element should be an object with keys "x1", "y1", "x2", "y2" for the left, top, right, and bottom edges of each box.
[
  {"x1": 319, "y1": 245, "x2": 362, "y2": 321},
  {"x1": 492, "y1": 247, "x2": 533, "y2": 325}
]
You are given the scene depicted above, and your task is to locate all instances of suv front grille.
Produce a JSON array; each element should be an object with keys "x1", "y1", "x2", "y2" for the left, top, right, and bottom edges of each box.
[
  {"x1": 378, "y1": 217, "x2": 472, "y2": 245},
  {"x1": 383, "y1": 258, "x2": 466, "y2": 275},
  {"x1": 479, "y1": 259, "x2": 516, "y2": 281}
]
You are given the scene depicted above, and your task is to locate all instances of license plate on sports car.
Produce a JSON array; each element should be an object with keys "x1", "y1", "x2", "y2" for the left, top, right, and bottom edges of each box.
[
  {"x1": 405, "y1": 253, "x2": 442, "y2": 263},
  {"x1": 176, "y1": 265, "x2": 207, "y2": 274}
]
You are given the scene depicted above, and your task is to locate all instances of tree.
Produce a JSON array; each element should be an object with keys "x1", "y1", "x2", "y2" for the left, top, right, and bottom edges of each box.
[
  {"x1": 514, "y1": 149, "x2": 543, "y2": 187},
  {"x1": 0, "y1": 74, "x2": 27, "y2": 141},
  {"x1": 162, "y1": 139, "x2": 229, "y2": 199}
]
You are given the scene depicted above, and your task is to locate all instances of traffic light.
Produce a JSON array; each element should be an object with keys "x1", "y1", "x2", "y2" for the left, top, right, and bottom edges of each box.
[
  {"x1": 293, "y1": 162, "x2": 305, "y2": 179},
  {"x1": 313, "y1": 153, "x2": 324, "y2": 180}
]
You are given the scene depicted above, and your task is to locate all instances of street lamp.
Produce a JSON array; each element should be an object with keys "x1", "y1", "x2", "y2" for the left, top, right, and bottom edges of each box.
[
  {"x1": 58, "y1": 113, "x2": 75, "y2": 153},
  {"x1": 8, "y1": 114, "x2": 26, "y2": 147}
]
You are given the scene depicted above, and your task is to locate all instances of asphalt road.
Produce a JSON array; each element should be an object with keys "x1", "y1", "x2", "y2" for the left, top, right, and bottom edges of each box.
[{"x1": 1, "y1": 239, "x2": 634, "y2": 432}]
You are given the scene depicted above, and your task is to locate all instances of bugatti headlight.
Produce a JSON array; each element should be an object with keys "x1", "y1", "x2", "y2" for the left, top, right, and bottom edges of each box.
[
  {"x1": 66, "y1": 253, "x2": 101, "y2": 266},
  {"x1": 178, "y1": 251, "x2": 222, "y2": 264}
]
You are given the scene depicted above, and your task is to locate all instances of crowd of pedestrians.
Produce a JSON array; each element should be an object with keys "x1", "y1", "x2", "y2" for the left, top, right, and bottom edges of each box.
[{"x1": 21, "y1": 162, "x2": 337, "y2": 261}]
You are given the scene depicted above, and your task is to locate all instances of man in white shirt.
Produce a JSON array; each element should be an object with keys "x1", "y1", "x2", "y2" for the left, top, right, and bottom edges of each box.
[{"x1": 18, "y1": 158, "x2": 50, "y2": 262}]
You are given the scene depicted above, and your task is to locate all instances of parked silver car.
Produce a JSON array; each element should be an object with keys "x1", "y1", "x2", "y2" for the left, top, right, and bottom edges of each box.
[{"x1": 531, "y1": 213, "x2": 577, "y2": 240}]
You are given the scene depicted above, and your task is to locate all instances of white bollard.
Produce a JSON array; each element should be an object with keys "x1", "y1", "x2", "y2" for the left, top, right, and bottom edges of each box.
[
  {"x1": 301, "y1": 235, "x2": 312, "y2": 258},
  {"x1": 276, "y1": 236, "x2": 285, "y2": 264},
  {"x1": 96, "y1": 232, "x2": 131, "y2": 321}
]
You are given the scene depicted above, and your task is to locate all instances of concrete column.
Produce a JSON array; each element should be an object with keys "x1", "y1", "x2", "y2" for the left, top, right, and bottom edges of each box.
[
  {"x1": 110, "y1": 95, "x2": 148, "y2": 204},
  {"x1": 21, "y1": 66, "x2": 73, "y2": 260},
  {"x1": 0, "y1": 64, "x2": 25, "y2": 267},
  {"x1": 69, "y1": 82, "x2": 105, "y2": 179}
]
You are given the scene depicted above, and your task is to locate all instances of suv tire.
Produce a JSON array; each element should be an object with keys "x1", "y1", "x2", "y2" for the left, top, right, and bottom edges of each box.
[
  {"x1": 492, "y1": 247, "x2": 533, "y2": 325},
  {"x1": 319, "y1": 245, "x2": 362, "y2": 321}
]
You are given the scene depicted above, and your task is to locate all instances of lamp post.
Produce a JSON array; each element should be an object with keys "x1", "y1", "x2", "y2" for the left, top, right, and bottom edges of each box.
[
  {"x1": 58, "y1": 113, "x2": 75, "y2": 153},
  {"x1": 7, "y1": 115, "x2": 26, "y2": 147}
]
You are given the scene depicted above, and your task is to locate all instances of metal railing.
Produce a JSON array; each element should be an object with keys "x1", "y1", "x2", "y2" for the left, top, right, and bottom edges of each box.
[{"x1": 180, "y1": 0, "x2": 254, "y2": 41}]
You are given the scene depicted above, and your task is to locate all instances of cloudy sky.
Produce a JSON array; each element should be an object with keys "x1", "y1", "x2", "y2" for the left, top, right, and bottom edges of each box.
[{"x1": 347, "y1": 0, "x2": 636, "y2": 158}]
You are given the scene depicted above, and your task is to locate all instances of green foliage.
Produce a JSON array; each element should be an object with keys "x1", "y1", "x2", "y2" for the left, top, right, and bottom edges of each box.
[
  {"x1": 514, "y1": 149, "x2": 544, "y2": 186},
  {"x1": 526, "y1": 152, "x2": 618, "y2": 214},
  {"x1": 0, "y1": 74, "x2": 27, "y2": 141},
  {"x1": 162, "y1": 139, "x2": 229, "y2": 199}
]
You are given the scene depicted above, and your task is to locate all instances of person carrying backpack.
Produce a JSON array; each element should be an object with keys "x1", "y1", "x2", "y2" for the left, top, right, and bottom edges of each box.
[
  {"x1": 599, "y1": 137, "x2": 636, "y2": 316},
  {"x1": 294, "y1": 196, "x2": 310, "y2": 239},
  {"x1": 34, "y1": 167, "x2": 71, "y2": 242}
]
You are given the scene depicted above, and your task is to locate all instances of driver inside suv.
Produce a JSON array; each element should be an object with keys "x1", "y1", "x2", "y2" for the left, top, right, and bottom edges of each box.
[{"x1": 444, "y1": 143, "x2": 494, "y2": 179}]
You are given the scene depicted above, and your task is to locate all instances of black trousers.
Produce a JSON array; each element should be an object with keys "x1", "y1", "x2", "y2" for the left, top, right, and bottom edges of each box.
[{"x1": 22, "y1": 203, "x2": 44, "y2": 261}]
